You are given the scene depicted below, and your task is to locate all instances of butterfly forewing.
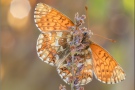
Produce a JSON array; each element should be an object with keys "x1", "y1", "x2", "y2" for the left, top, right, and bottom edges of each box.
[
  {"x1": 34, "y1": 3, "x2": 74, "y2": 32},
  {"x1": 90, "y1": 42, "x2": 126, "y2": 84}
]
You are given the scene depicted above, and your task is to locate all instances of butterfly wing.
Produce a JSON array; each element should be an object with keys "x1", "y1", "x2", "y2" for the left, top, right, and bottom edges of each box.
[
  {"x1": 34, "y1": 3, "x2": 74, "y2": 32},
  {"x1": 37, "y1": 32, "x2": 72, "y2": 66},
  {"x1": 57, "y1": 48, "x2": 93, "y2": 85},
  {"x1": 90, "y1": 41, "x2": 126, "y2": 84}
]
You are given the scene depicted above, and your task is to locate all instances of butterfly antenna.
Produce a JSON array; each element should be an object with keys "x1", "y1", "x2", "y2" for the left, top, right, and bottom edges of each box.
[
  {"x1": 93, "y1": 33, "x2": 116, "y2": 43},
  {"x1": 85, "y1": 6, "x2": 116, "y2": 43},
  {"x1": 85, "y1": 6, "x2": 90, "y2": 30}
]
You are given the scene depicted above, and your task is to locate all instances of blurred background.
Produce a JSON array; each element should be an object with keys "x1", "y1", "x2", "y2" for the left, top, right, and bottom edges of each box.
[{"x1": 0, "y1": 0, "x2": 134, "y2": 90}]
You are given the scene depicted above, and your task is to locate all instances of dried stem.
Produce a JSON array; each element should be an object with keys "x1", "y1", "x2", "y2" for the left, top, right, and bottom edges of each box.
[
  {"x1": 71, "y1": 55, "x2": 75, "y2": 90},
  {"x1": 71, "y1": 28, "x2": 75, "y2": 90}
]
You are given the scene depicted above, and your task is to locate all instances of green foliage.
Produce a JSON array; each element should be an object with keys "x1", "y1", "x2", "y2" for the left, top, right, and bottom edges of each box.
[{"x1": 123, "y1": 0, "x2": 134, "y2": 17}]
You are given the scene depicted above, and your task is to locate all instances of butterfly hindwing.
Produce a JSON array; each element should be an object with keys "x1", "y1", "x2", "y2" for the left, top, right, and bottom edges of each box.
[
  {"x1": 34, "y1": 3, "x2": 74, "y2": 32},
  {"x1": 90, "y1": 41, "x2": 126, "y2": 84},
  {"x1": 37, "y1": 32, "x2": 72, "y2": 66},
  {"x1": 57, "y1": 48, "x2": 93, "y2": 85}
]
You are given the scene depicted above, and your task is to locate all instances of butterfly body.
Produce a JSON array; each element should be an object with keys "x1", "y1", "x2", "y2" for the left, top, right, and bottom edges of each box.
[{"x1": 35, "y1": 3, "x2": 125, "y2": 85}]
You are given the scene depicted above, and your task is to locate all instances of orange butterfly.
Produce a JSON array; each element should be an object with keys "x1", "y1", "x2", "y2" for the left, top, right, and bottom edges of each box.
[{"x1": 34, "y1": 3, "x2": 126, "y2": 85}]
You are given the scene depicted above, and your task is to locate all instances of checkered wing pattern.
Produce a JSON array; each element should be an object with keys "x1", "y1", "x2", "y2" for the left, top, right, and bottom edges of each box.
[
  {"x1": 37, "y1": 32, "x2": 72, "y2": 66},
  {"x1": 34, "y1": 3, "x2": 74, "y2": 32},
  {"x1": 90, "y1": 42, "x2": 126, "y2": 84},
  {"x1": 57, "y1": 48, "x2": 93, "y2": 85},
  {"x1": 35, "y1": 3, "x2": 126, "y2": 85}
]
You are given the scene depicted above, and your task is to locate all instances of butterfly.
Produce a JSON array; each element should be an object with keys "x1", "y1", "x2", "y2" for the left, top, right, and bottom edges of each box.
[{"x1": 34, "y1": 3, "x2": 126, "y2": 85}]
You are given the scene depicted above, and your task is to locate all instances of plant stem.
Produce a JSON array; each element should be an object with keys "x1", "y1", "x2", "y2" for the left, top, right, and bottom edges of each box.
[{"x1": 71, "y1": 32, "x2": 75, "y2": 90}]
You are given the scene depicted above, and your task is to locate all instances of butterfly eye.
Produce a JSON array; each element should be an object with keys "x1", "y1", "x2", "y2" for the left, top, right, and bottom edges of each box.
[{"x1": 83, "y1": 32, "x2": 87, "y2": 36}]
